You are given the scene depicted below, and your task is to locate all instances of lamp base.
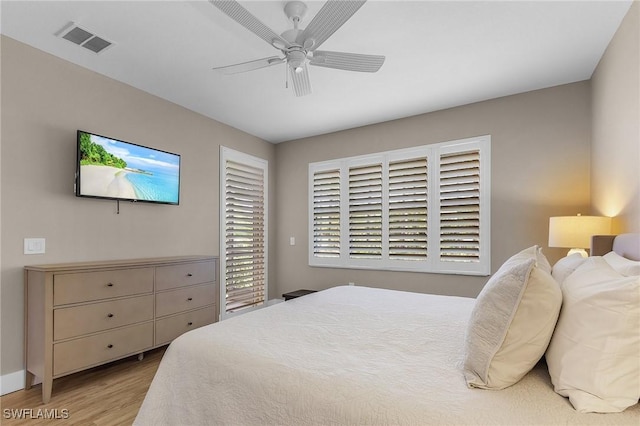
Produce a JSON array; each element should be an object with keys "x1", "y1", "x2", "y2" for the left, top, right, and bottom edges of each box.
[{"x1": 567, "y1": 248, "x2": 588, "y2": 258}]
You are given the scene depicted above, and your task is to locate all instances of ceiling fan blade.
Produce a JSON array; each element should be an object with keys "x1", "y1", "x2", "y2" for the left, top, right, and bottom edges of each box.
[
  {"x1": 310, "y1": 50, "x2": 385, "y2": 73},
  {"x1": 290, "y1": 64, "x2": 312, "y2": 97},
  {"x1": 296, "y1": 0, "x2": 367, "y2": 50},
  {"x1": 210, "y1": 0, "x2": 290, "y2": 50},
  {"x1": 213, "y1": 56, "x2": 285, "y2": 75}
]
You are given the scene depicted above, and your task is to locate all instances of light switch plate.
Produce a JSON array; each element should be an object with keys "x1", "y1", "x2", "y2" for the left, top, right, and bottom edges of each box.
[{"x1": 24, "y1": 238, "x2": 46, "y2": 254}]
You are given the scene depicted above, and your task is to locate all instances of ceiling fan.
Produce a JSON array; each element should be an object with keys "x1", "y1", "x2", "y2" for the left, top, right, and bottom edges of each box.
[{"x1": 210, "y1": 0, "x2": 385, "y2": 97}]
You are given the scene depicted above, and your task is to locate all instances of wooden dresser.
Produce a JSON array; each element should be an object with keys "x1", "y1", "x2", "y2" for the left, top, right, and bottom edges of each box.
[{"x1": 24, "y1": 256, "x2": 218, "y2": 403}]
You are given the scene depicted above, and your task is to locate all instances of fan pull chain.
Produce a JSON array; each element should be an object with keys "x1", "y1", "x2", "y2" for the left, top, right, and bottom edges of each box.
[{"x1": 285, "y1": 64, "x2": 289, "y2": 89}]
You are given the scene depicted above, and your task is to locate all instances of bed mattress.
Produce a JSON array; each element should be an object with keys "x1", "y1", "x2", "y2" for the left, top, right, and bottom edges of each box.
[{"x1": 135, "y1": 285, "x2": 639, "y2": 425}]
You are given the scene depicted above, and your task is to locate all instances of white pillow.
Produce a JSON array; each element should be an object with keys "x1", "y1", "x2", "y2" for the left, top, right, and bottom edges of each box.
[
  {"x1": 603, "y1": 251, "x2": 640, "y2": 276},
  {"x1": 463, "y1": 246, "x2": 562, "y2": 389},
  {"x1": 551, "y1": 253, "x2": 587, "y2": 285},
  {"x1": 546, "y1": 257, "x2": 640, "y2": 413}
]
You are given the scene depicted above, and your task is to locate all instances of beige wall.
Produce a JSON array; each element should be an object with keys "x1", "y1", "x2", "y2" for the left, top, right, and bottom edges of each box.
[
  {"x1": 591, "y1": 1, "x2": 640, "y2": 233},
  {"x1": 0, "y1": 36, "x2": 276, "y2": 376},
  {"x1": 275, "y1": 82, "x2": 592, "y2": 298}
]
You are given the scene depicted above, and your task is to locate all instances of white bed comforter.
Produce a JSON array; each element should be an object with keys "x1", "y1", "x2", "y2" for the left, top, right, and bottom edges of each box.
[{"x1": 135, "y1": 286, "x2": 639, "y2": 425}]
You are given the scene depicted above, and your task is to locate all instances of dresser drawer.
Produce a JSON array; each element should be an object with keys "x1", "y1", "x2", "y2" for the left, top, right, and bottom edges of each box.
[
  {"x1": 54, "y1": 295, "x2": 154, "y2": 341},
  {"x1": 155, "y1": 261, "x2": 215, "y2": 291},
  {"x1": 53, "y1": 322, "x2": 153, "y2": 376},
  {"x1": 156, "y1": 283, "x2": 215, "y2": 318},
  {"x1": 54, "y1": 268, "x2": 154, "y2": 305},
  {"x1": 155, "y1": 307, "x2": 215, "y2": 346}
]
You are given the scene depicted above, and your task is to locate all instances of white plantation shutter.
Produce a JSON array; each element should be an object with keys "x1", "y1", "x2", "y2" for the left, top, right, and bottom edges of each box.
[
  {"x1": 439, "y1": 150, "x2": 481, "y2": 262},
  {"x1": 308, "y1": 136, "x2": 490, "y2": 275},
  {"x1": 388, "y1": 158, "x2": 428, "y2": 260},
  {"x1": 312, "y1": 169, "x2": 341, "y2": 258},
  {"x1": 349, "y1": 164, "x2": 383, "y2": 259},
  {"x1": 221, "y1": 148, "x2": 267, "y2": 319}
]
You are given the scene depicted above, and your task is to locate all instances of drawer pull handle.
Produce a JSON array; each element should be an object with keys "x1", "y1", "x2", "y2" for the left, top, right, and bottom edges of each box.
[
  {"x1": 107, "y1": 344, "x2": 114, "y2": 349},
  {"x1": 107, "y1": 313, "x2": 114, "y2": 318},
  {"x1": 187, "y1": 322, "x2": 193, "y2": 326},
  {"x1": 187, "y1": 297, "x2": 193, "y2": 301},
  {"x1": 187, "y1": 273, "x2": 193, "y2": 277},
  {"x1": 107, "y1": 283, "x2": 114, "y2": 287}
]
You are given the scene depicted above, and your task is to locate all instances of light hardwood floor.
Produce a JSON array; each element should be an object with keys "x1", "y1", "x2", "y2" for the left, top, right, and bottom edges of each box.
[{"x1": 1, "y1": 347, "x2": 166, "y2": 425}]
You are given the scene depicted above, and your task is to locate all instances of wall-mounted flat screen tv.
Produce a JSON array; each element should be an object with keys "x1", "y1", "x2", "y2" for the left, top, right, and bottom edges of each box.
[{"x1": 76, "y1": 130, "x2": 181, "y2": 205}]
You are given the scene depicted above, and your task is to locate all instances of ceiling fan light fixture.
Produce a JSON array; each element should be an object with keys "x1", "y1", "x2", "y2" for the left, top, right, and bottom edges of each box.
[
  {"x1": 287, "y1": 49, "x2": 306, "y2": 72},
  {"x1": 289, "y1": 58, "x2": 305, "y2": 73}
]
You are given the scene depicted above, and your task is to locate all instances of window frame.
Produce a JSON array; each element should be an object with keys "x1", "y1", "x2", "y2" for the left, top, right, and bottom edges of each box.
[{"x1": 308, "y1": 135, "x2": 491, "y2": 276}]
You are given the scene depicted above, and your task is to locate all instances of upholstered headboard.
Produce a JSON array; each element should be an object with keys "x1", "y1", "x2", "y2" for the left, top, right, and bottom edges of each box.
[{"x1": 591, "y1": 233, "x2": 640, "y2": 261}]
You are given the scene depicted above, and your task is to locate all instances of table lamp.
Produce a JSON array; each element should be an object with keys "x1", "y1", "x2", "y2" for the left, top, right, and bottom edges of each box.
[{"x1": 548, "y1": 214, "x2": 611, "y2": 257}]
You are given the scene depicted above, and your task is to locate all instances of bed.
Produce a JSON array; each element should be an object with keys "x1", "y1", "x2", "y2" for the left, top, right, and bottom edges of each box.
[{"x1": 135, "y1": 234, "x2": 640, "y2": 425}]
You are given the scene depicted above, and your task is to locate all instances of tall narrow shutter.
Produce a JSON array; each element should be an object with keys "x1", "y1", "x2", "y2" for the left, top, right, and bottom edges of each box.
[
  {"x1": 312, "y1": 169, "x2": 341, "y2": 258},
  {"x1": 388, "y1": 158, "x2": 428, "y2": 260},
  {"x1": 349, "y1": 164, "x2": 382, "y2": 258},
  {"x1": 224, "y1": 159, "x2": 266, "y2": 314},
  {"x1": 439, "y1": 150, "x2": 481, "y2": 262}
]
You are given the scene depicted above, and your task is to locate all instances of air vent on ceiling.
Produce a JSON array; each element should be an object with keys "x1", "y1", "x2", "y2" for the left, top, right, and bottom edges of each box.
[{"x1": 56, "y1": 22, "x2": 113, "y2": 54}]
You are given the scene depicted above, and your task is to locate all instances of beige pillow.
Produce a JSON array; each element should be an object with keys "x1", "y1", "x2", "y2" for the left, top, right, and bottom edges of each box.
[
  {"x1": 546, "y1": 257, "x2": 640, "y2": 413},
  {"x1": 533, "y1": 247, "x2": 552, "y2": 274},
  {"x1": 508, "y1": 244, "x2": 552, "y2": 273},
  {"x1": 463, "y1": 246, "x2": 562, "y2": 389}
]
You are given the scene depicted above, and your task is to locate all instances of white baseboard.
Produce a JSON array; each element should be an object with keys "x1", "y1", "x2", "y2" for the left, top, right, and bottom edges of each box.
[{"x1": 1, "y1": 370, "x2": 25, "y2": 395}]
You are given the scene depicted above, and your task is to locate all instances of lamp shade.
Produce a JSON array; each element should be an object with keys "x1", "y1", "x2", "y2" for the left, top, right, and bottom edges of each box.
[{"x1": 548, "y1": 215, "x2": 612, "y2": 249}]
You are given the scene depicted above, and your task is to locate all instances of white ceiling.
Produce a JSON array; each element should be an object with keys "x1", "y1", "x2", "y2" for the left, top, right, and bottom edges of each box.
[{"x1": 1, "y1": 1, "x2": 632, "y2": 143}]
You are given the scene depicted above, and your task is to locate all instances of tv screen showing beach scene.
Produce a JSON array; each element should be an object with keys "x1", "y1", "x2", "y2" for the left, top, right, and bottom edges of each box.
[{"x1": 76, "y1": 131, "x2": 180, "y2": 205}]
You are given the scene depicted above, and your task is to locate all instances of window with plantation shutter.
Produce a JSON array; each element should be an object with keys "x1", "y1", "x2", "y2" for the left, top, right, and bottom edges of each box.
[
  {"x1": 220, "y1": 147, "x2": 268, "y2": 319},
  {"x1": 439, "y1": 150, "x2": 481, "y2": 263},
  {"x1": 389, "y1": 158, "x2": 428, "y2": 260},
  {"x1": 312, "y1": 169, "x2": 341, "y2": 258},
  {"x1": 309, "y1": 136, "x2": 490, "y2": 276},
  {"x1": 349, "y1": 164, "x2": 383, "y2": 259}
]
